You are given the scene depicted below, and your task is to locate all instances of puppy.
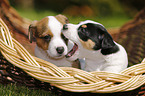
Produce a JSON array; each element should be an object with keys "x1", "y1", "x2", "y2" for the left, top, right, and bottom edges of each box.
[
  {"x1": 28, "y1": 14, "x2": 76, "y2": 67},
  {"x1": 62, "y1": 20, "x2": 128, "y2": 73}
]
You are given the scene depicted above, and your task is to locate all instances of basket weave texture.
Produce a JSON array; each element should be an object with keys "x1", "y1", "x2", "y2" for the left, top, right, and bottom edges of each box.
[
  {"x1": 1, "y1": 11, "x2": 145, "y2": 95},
  {"x1": 0, "y1": 17, "x2": 145, "y2": 94}
]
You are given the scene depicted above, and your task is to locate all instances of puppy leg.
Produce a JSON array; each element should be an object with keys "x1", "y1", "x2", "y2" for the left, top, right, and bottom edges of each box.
[{"x1": 79, "y1": 58, "x2": 86, "y2": 70}]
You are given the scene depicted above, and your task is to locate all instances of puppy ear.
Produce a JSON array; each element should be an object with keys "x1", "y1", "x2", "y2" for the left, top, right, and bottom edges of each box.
[
  {"x1": 28, "y1": 20, "x2": 37, "y2": 43},
  {"x1": 55, "y1": 14, "x2": 69, "y2": 24},
  {"x1": 101, "y1": 33, "x2": 115, "y2": 49}
]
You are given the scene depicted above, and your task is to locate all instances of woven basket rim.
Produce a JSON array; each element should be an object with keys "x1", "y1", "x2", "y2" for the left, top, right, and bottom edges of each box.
[{"x1": 0, "y1": 18, "x2": 145, "y2": 93}]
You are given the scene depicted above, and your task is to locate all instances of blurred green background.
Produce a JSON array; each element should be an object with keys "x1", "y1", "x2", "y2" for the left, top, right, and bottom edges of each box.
[
  {"x1": 9, "y1": 0, "x2": 144, "y2": 28},
  {"x1": 1, "y1": 1, "x2": 145, "y2": 95}
]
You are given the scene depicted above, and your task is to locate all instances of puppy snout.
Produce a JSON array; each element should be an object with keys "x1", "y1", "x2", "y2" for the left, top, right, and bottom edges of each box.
[
  {"x1": 63, "y1": 24, "x2": 68, "y2": 30},
  {"x1": 56, "y1": 47, "x2": 64, "y2": 54}
]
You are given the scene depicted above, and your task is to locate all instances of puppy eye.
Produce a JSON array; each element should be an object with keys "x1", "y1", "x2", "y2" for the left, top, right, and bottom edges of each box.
[
  {"x1": 61, "y1": 34, "x2": 68, "y2": 44},
  {"x1": 61, "y1": 34, "x2": 68, "y2": 41},
  {"x1": 78, "y1": 28, "x2": 89, "y2": 41},
  {"x1": 78, "y1": 28, "x2": 85, "y2": 35},
  {"x1": 40, "y1": 35, "x2": 51, "y2": 40},
  {"x1": 79, "y1": 27, "x2": 89, "y2": 36},
  {"x1": 44, "y1": 35, "x2": 51, "y2": 39}
]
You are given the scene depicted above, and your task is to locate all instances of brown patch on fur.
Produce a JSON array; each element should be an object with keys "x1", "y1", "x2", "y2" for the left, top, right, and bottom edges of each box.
[
  {"x1": 35, "y1": 17, "x2": 53, "y2": 37},
  {"x1": 36, "y1": 37, "x2": 49, "y2": 50},
  {"x1": 55, "y1": 14, "x2": 69, "y2": 25},
  {"x1": 81, "y1": 25, "x2": 87, "y2": 28},
  {"x1": 32, "y1": 17, "x2": 53, "y2": 50},
  {"x1": 80, "y1": 39, "x2": 95, "y2": 50}
]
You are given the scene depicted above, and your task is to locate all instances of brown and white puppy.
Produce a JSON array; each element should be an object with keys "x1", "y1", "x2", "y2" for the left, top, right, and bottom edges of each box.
[{"x1": 28, "y1": 14, "x2": 76, "y2": 67}]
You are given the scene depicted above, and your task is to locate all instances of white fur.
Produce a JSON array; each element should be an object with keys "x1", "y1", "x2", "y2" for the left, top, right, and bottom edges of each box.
[
  {"x1": 35, "y1": 45, "x2": 72, "y2": 67},
  {"x1": 35, "y1": 16, "x2": 72, "y2": 67},
  {"x1": 47, "y1": 16, "x2": 68, "y2": 58},
  {"x1": 62, "y1": 20, "x2": 128, "y2": 73},
  {"x1": 79, "y1": 20, "x2": 104, "y2": 27}
]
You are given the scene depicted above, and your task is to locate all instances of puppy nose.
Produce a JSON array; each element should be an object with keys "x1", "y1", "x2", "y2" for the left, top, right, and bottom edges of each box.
[
  {"x1": 56, "y1": 47, "x2": 64, "y2": 54},
  {"x1": 63, "y1": 24, "x2": 68, "y2": 30}
]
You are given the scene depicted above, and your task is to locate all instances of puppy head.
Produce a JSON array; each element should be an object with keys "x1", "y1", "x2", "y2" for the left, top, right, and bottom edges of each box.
[
  {"x1": 62, "y1": 20, "x2": 115, "y2": 57},
  {"x1": 28, "y1": 14, "x2": 69, "y2": 58},
  {"x1": 78, "y1": 20, "x2": 115, "y2": 50}
]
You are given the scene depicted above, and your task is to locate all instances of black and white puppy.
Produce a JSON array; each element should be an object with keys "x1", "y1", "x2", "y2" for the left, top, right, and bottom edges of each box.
[{"x1": 62, "y1": 20, "x2": 128, "y2": 73}]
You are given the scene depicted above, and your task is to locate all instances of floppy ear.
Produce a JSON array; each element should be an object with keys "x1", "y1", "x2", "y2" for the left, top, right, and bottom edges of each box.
[
  {"x1": 55, "y1": 14, "x2": 69, "y2": 24},
  {"x1": 28, "y1": 20, "x2": 37, "y2": 43},
  {"x1": 101, "y1": 33, "x2": 115, "y2": 49}
]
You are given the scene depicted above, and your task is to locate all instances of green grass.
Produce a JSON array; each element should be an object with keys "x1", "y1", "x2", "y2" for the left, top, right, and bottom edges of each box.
[
  {"x1": 0, "y1": 84, "x2": 55, "y2": 96},
  {"x1": 16, "y1": 9, "x2": 132, "y2": 28},
  {"x1": 66, "y1": 15, "x2": 131, "y2": 28}
]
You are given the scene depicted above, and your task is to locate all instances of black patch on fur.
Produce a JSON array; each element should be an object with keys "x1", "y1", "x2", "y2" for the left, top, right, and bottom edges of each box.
[
  {"x1": 61, "y1": 33, "x2": 68, "y2": 45},
  {"x1": 101, "y1": 45, "x2": 119, "y2": 55},
  {"x1": 78, "y1": 27, "x2": 89, "y2": 41},
  {"x1": 78, "y1": 23, "x2": 119, "y2": 55}
]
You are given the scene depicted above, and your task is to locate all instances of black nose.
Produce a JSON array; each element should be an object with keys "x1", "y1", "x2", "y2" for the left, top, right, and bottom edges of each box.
[
  {"x1": 63, "y1": 24, "x2": 68, "y2": 30},
  {"x1": 56, "y1": 47, "x2": 64, "y2": 54}
]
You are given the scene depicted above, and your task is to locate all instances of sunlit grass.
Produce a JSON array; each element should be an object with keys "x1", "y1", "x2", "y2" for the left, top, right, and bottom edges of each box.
[
  {"x1": 0, "y1": 84, "x2": 55, "y2": 96},
  {"x1": 16, "y1": 9, "x2": 132, "y2": 28}
]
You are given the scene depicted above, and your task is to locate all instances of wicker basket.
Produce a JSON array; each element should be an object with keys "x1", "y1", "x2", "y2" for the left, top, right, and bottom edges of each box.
[
  {"x1": 0, "y1": 54, "x2": 144, "y2": 96},
  {"x1": 0, "y1": 8, "x2": 145, "y2": 95}
]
